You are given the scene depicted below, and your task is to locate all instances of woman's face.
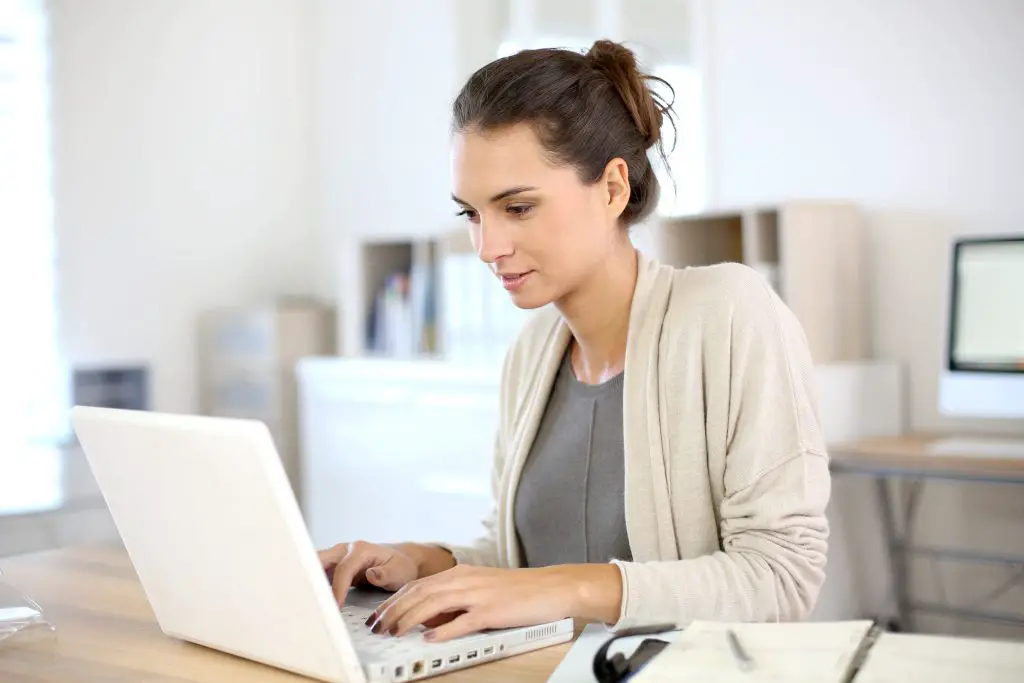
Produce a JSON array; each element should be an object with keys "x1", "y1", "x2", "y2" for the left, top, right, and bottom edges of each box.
[{"x1": 451, "y1": 123, "x2": 628, "y2": 309}]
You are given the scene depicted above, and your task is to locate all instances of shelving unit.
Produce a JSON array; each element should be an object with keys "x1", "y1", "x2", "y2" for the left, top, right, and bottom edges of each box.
[
  {"x1": 349, "y1": 201, "x2": 865, "y2": 365},
  {"x1": 354, "y1": 230, "x2": 531, "y2": 363},
  {"x1": 197, "y1": 300, "x2": 336, "y2": 505},
  {"x1": 649, "y1": 201, "x2": 867, "y2": 363},
  {"x1": 359, "y1": 239, "x2": 441, "y2": 357}
]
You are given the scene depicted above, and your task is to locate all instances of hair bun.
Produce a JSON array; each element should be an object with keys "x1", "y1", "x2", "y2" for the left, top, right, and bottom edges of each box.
[{"x1": 586, "y1": 39, "x2": 664, "y2": 149}]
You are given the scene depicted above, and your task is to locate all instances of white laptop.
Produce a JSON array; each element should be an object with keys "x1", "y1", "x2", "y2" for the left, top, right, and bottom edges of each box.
[{"x1": 69, "y1": 406, "x2": 573, "y2": 683}]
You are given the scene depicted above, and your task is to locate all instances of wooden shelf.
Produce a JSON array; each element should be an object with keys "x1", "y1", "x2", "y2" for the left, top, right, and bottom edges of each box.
[
  {"x1": 651, "y1": 201, "x2": 867, "y2": 363},
  {"x1": 351, "y1": 229, "x2": 532, "y2": 363},
  {"x1": 347, "y1": 200, "x2": 867, "y2": 365},
  {"x1": 358, "y1": 239, "x2": 441, "y2": 357}
]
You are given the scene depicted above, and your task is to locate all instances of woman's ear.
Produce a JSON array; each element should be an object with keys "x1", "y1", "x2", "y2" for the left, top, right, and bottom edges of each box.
[{"x1": 602, "y1": 158, "x2": 631, "y2": 220}]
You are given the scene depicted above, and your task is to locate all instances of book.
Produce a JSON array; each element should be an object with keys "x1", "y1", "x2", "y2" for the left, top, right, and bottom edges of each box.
[
  {"x1": 549, "y1": 620, "x2": 1024, "y2": 683},
  {"x1": 631, "y1": 620, "x2": 877, "y2": 683},
  {"x1": 855, "y1": 631, "x2": 1024, "y2": 683}
]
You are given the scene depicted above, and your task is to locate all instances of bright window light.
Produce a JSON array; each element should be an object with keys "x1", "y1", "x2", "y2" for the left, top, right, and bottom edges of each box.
[
  {"x1": 652, "y1": 63, "x2": 706, "y2": 216},
  {"x1": 0, "y1": 0, "x2": 67, "y2": 455}
]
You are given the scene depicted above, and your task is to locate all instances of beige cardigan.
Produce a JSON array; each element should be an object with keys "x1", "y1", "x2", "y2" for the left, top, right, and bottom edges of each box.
[{"x1": 444, "y1": 253, "x2": 831, "y2": 630}]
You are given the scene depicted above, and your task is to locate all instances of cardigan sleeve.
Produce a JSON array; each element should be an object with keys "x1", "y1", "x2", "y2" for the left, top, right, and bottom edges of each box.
[{"x1": 611, "y1": 264, "x2": 831, "y2": 629}]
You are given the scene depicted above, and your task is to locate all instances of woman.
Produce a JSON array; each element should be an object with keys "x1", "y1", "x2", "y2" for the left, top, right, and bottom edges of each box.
[{"x1": 319, "y1": 39, "x2": 830, "y2": 643}]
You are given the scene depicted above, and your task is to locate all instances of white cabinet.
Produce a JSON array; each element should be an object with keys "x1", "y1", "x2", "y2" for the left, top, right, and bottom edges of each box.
[{"x1": 297, "y1": 357, "x2": 501, "y2": 549}]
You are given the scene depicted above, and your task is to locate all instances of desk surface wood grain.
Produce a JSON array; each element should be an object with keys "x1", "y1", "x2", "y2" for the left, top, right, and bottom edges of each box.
[
  {"x1": 0, "y1": 545, "x2": 572, "y2": 683},
  {"x1": 830, "y1": 434, "x2": 1024, "y2": 479}
]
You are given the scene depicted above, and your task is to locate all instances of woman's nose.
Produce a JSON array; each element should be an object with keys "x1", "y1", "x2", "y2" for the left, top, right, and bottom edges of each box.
[{"x1": 474, "y1": 220, "x2": 514, "y2": 264}]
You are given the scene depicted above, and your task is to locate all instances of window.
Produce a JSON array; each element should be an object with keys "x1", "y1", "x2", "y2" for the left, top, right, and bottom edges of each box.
[
  {"x1": 652, "y1": 63, "x2": 705, "y2": 216},
  {"x1": 0, "y1": 0, "x2": 66, "y2": 456}
]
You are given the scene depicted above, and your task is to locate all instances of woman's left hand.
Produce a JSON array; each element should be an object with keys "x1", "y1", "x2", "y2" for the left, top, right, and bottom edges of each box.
[{"x1": 366, "y1": 563, "x2": 621, "y2": 642}]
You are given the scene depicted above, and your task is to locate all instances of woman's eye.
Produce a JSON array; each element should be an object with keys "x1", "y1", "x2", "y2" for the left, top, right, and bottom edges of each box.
[
  {"x1": 507, "y1": 204, "x2": 533, "y2": 217},
  {"x1": 456, "y1": 208, "x2": 479, "y2": 223}
]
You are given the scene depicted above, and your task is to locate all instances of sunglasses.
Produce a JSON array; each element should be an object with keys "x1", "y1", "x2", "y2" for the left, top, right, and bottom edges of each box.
[{"x1": 591, "y1": 623, "x2": 676, "y2": 683}]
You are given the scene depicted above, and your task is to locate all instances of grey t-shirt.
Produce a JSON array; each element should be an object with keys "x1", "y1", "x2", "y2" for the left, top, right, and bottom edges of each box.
[{"x1": 513, "y1": 350, "x2": 632, "y2": 567}]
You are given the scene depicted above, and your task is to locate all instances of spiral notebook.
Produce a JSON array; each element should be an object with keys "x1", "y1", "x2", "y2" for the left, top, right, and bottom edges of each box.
[
  {"x1": 631, "y1": 620, "x2": 877, "y2": 683},
  {"x1": 854, "y1": 631, "x2": 1024, "y2": 683}
]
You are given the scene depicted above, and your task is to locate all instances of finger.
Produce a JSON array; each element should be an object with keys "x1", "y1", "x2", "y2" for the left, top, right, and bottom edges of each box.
[
  {"x1": 423, "y1": 610, "x2": 462, "y2": 629},
  {"x1": 368, "y1": 579, "x2": 422, "y2": 633},
  {"x1": 372, "y1": 577, "x2": 423, "y2": 619},
  {"x1": 371, "y1": 576, "x2": 449, "y2": 635},
  {"x1": 317, "y1": 544, "x2": 349, "y2": 569},
  {"x1": 364, "y1": 554, "x2": 413, "y2": 592},
  {"x1": 391, "y1": 590, "x2": 473, "y2": 637},
  {"x1": 373, "y1": 565, "x2": 465, "y2": 617},
  {"x1": 424, "y1": 611, "x2": 486, "y2": 643},
  {"x1": 331, "y1": 546, "x2": 386, "y2": 604}
]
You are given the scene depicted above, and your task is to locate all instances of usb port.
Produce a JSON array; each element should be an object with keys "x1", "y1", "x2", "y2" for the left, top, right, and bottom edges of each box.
[
  {"x1": 431, "y1": 658, "x2": 443, "y2": 669},
  {"x1": 412, "y1": 661, "x2": 425, "y2": 675},
  {"x1": 466, "y1": 650, "x2": 478, "y2": 660},
  {"x1": 449, "y1": 655, "x2": 461, "y2": 665},
  {"x1": 394, "y1": 665, "x2": 405, "y2": 680},
  {"x1": 483, "y1": 646, "x2": 494, "y2": 656}
]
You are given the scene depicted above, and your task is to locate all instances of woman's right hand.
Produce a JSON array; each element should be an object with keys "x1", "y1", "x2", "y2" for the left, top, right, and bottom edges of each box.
[{"x1": 318, "y1": 541, "x2": 421, "y2": 604}]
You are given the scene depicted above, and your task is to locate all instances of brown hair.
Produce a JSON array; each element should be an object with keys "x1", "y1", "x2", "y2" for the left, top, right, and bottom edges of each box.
[{"x1": 452, "y1": 39, "x2": 675, "y2": 226}]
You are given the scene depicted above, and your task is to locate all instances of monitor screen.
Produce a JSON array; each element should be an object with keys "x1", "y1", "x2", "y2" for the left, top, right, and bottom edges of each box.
[{"x1": 949, "y1": 237, "x2": 1024, "y2": 373}]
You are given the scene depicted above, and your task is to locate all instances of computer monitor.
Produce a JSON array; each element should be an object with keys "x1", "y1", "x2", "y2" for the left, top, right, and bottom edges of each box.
[{"x1": 939, "y1": 235, "x2": 1024, "y2": 419}]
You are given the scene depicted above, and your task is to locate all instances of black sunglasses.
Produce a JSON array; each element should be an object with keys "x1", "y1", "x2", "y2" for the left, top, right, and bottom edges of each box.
[{"x1": 592, "y1": 623, "x2": 677, "y2": 683}]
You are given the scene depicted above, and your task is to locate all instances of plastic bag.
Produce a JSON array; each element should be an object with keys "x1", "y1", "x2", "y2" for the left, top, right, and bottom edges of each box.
[{"x1": 0, "y1": 567, "x2": 55, "y2": 645}]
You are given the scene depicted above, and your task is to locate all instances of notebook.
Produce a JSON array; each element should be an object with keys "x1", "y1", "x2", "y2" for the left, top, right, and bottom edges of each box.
[
  {"x1": 855, "y1": 631, "x2": 1024, "y2": 683},
  {"x1": 631, "y1": 620, "x2": 877, "y2": 683}
]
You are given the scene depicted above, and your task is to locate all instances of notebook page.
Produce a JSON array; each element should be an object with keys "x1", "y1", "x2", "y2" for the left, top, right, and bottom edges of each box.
[
  {"x1": 855, "y1": 632, "x2": 1024, "y2": 683},
  {"x1": 633, "y1": 620, "x2": 875, "y2": 683}
]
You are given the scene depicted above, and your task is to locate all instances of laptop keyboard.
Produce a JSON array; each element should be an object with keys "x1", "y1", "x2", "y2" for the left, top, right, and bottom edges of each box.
[
  {"x1": 341, "y1": 603, "x2": 516, "y2": 680},
  {"x1": 341, "y1": 604, "x2": 433, "y2": 658}
]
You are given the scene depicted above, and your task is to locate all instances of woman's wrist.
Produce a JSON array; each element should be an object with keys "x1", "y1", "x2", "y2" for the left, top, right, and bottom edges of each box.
[
  {"x1": 550, "y1": 563, "x2": 623, "y2": 624},
  {"x1": 395, "y1": 543, "x2": 457, "y2": 578}
]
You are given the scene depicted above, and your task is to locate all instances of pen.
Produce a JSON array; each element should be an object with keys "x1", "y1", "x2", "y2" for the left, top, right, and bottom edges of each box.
[{"x1": 726, "y1": 628, "x2": 757, "y2": 672}]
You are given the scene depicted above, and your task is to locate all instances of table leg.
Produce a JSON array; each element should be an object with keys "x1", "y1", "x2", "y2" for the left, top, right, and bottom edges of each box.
[{"x1": 876, "y1": 477, "x2": 912, "y2": 631}]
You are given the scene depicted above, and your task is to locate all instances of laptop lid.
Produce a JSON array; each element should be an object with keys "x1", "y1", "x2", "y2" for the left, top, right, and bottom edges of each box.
[{"x1": 70, "y1": 406, "x2": 364, "y2": 683}]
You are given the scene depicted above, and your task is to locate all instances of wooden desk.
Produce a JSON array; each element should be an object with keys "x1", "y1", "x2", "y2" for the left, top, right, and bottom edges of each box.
[
  {"x1": 0, "y1": 545, "x2": 572, "y2": 682},
  {"x1": 830, "y1": 434, "x2": 1024, "y2": 632},
  {"x1": 831, "y1": 435, "x2": 1024, "y2": 483}
]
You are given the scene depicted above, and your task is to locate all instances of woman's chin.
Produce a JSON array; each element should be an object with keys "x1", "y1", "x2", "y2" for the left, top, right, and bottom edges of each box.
[{"x1": 507, "y1": 287, "x2": 552, "y2": 310}]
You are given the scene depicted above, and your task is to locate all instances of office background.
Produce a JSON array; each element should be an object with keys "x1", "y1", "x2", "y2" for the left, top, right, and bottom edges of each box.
[{"x1": 1, "y1": 0, "x2": 1022, "y2": 644}]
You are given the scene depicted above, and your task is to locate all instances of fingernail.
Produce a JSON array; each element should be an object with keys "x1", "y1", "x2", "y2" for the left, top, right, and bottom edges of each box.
[
  {"x1": 388, "y1": 626, "x2": 398, "y2": 637},
  {"x1": 371, "y1": 620, "x2": 383, "y2": 635},
  {"x1": 367, "y1": 568, "x2": 381, "y2": 581},
  {"x1": 424, "y1": 630, "x2": 436, "y2": 641},
  {"x1": 364, "y1": 613, "x2": 377, "y2": 627}
]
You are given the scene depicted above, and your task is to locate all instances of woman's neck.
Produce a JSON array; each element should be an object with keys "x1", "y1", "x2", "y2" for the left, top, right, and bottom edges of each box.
[{"x1": 556, "y1": 239, "x2": 639, "y2": 385}]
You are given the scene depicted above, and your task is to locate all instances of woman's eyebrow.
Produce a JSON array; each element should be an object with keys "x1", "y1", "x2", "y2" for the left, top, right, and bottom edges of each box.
[
  {"x1": 451, "y1": 186, "x2": 539, "y2": 207},
  {"x1": 488, "y1": 185, "x2": 538, "y2": 202}
]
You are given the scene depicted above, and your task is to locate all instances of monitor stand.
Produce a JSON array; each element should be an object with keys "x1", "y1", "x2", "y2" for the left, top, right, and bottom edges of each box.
[{"x1": 926, "y1": 436, "x2": 1024, "y2": 458}]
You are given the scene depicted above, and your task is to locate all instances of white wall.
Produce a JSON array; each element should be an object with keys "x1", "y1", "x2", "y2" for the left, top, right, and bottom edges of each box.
[
  {"x1": 707, "y1": 0, "x2": 1024, "y2": 636},
  {"x1": 311, "y1": 0, "x2": 459, "y2": 354},
  {"x1": 49, "y1": 0, "x2": 317, "y2": 414},
  {"x1": 708, "y1": 0, "x2": 1024, "y2": 436}
]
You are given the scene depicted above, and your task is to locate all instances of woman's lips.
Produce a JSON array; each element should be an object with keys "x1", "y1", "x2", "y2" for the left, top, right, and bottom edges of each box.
[{"x1": 499, "y1": 271, "x2": 533, "y2": 291}]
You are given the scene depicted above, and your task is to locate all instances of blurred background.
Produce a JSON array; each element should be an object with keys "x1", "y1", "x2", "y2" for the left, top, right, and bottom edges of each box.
[{"x1": 1, "y1": 0, "x2": 1022, "y2": 642}]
